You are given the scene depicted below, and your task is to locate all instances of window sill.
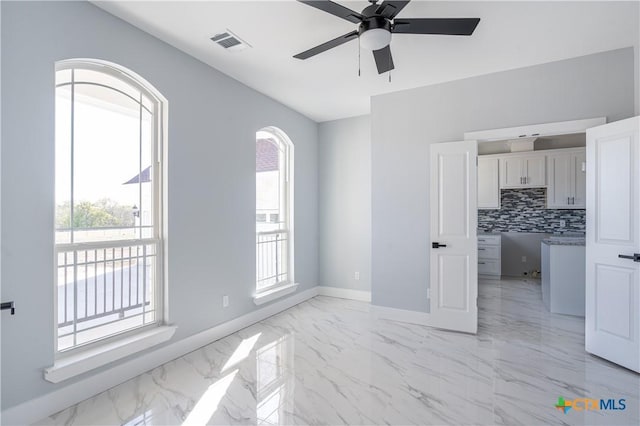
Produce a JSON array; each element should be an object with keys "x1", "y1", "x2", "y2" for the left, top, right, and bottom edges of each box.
[
  {"x1": 254, "y1": 283, "x2": 299, "y2": 306},
  {"x1": 44, "y1": 325, "x2": 177, "y2": 383}
]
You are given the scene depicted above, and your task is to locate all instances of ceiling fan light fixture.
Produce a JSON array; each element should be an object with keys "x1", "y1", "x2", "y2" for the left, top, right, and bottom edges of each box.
[{"x1": 359, "y1": 28, "x2": 391, "y2": 50}]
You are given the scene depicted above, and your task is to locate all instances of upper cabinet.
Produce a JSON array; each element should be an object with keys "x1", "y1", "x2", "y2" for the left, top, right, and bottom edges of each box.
[
  {"x1": 479, "y1": 148, "x2": 586, "y2": 210},
  {"x1": 547, "y1": 148, "x2": 586, "y2": 209},
  {"x1": 499, "y1": 154, "x2": 547, "y2": 188},
  {"x1": 478, "y1": 157, "x2": 500, "y2": 209}
]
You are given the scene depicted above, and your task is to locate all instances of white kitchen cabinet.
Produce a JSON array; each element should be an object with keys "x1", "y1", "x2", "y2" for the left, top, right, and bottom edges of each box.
[
  {"x1": 525, "y1": 156, "x2": 547, "y2": 186},
  {"x1": 501, "y1": 157, "x2": 523, "y2": 187},
  {"x1": 547, "y1": 148, "x2": 586, "y2": 208},
  {"x1": 499, "y1": 154, "x2": 546, "y2": 188},
  {"x1": 478, "y1": 157, "x2": 500, "y2": 209},
  {"x1": 573, "y1": 150, "x2": 586, "y2": 206},
  {"x1": 478, "y1": 234, "x2": 501, "y2": 277}
]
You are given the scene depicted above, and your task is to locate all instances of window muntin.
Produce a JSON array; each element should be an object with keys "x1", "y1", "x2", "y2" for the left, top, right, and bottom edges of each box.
[
  {"x1": 55, "y1": 61, "x2": 164, "y2": 352},
  {"x1": 256, "y1": 129, "x2": 293, "y2": 292}
]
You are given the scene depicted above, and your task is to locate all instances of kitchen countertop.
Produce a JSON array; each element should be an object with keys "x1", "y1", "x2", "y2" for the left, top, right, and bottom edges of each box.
[{"x1": 542, "y1": 237, "x2": 585, "y2": 246}]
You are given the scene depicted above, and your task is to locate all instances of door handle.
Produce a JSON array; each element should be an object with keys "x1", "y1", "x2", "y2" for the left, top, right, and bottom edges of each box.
[
  {"x1": 1, "y1": 301, "x2": 15, "y2": 315},
  {"x1": 432, "y1": 242, "x2": 447, "y2": 249},
  {"x1": 571, "y1": 197, "x2": 575, "y2": 204},
  {"x1": 618, "y1": 253, "x2": 640, "y2": 262}
]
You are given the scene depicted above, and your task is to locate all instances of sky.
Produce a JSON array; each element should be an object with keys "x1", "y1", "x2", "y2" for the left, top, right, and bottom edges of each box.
[{"x1": 55, "y1": 85, "x2": 153, "y2": 209}]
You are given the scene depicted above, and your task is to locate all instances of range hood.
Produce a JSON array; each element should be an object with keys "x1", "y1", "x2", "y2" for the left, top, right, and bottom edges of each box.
[{"x1": 508, "y1": 137, "x2": 538, "y2": 152}]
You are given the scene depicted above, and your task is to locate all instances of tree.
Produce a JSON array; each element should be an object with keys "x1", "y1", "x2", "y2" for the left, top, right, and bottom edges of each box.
[{"x1": 55, "y1": 199, "x2": 135, "y2": 229}]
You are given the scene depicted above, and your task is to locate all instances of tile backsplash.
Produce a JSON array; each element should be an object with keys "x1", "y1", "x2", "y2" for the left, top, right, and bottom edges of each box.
[{"x1": 478, "y1": 188, "x2": 585, "y2": 234}]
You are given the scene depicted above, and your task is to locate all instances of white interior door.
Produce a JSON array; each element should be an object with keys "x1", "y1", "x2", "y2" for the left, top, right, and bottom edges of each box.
[
  {"x1": 429, "y1": 140, "x2": 478, "y2": 334},
  {"x1": 586, "y1": 116, "x2": 640, "y2": 373}
]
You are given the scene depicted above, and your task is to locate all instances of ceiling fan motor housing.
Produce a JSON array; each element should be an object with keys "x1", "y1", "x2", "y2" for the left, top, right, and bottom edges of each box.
[{"x1": 358, "y1": 17, "x2": 392, "y2": 50}]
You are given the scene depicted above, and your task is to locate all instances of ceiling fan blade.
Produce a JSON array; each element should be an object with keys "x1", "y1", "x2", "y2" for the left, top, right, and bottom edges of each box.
[
  {"x1": 393, "y1": 18, "x2": 480, "y2": 35},
  {"x1": 293, "y1": 30, "x2": 359, "y2": 60},
  {"x1": 298, "y1": 1, "x2": 363, "y2": 24},
  {"x1": 372, "y1": 45, "x2": 394, "y2": 74},
  {"x1": 376, "y1": 1, "x2": 411, "y2": 19}
]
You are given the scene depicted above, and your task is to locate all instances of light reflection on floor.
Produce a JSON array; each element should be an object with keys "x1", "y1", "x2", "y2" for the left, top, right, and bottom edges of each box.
[{"x1": 40, "y1": 279, "x2": 640, "y2": 425}]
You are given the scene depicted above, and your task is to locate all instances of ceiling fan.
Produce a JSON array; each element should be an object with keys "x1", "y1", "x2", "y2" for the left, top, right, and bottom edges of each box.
[{"x1": 293, "y1": 0, "x2": 480, "y2": 74}]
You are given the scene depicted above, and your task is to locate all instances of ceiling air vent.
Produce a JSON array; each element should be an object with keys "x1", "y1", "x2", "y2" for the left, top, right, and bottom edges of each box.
[{"x1": 210, "y1": 30, "x2": 251, "y2": 52}]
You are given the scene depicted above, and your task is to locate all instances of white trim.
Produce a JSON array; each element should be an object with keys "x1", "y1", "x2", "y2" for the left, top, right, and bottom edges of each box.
[
  {"x1": 253, "y1": 282, "x2": 299, "y2": 305},
  {"x1": 317, "y1": 286, "x2": 371, "y2": 302},
  {"x1": 45, "y1": 326, "x2": 176, "y2": 383},
  {"x1": 2, "y1": 287, "x2": 318, "y2": 425},
  {"x1": 256, "y1": 126, "x2": 294, "y2": 287},
  {"x1": 370, "y1": 304, "x2": 431, "y2": 326},
  {"x1": 54, "y1": 59, "x2": 168, "y2": 354},
  {"x1": 464, "y1": 117, "x2": 606, "y2": 142}
]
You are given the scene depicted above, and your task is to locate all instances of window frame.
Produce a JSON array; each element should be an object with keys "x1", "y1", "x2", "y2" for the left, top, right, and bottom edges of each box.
[
  {"x1": 255, "y1": 127, "x2": 295, "y2": 295},
  {"x1": 53, "y1": 59, "x2": 168, "y2": 357}
]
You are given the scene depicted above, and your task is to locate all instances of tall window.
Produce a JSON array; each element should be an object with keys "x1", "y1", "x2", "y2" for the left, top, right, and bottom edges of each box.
[
  {"x1": 256, "y1": 128, "x2": 293, "y2": 292},
  {"x1": 55, "y1": 60, "x2": 166, "y2": 352}
]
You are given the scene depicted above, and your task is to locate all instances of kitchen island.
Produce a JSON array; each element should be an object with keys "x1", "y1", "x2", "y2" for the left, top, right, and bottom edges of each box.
[{"x1": 541, "y1": 237, "x2": 585, "y2": 317}]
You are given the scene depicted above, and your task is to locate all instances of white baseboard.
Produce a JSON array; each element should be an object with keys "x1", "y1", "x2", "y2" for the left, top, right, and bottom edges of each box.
[
  {"x1": 370, "y1": 304, "x2": 430, "y2": 326},
  {"x1": 317, "y1": 286, "x2": 371, "y2": 302},
  {"x1": 1, "y1": 287, "x2": 319, "y2": 425}
]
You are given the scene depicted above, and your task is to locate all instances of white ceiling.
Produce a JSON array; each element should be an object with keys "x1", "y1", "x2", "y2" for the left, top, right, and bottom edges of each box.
[{"x1": 93, "y1": 1, "x2": 639, "y2": 122}]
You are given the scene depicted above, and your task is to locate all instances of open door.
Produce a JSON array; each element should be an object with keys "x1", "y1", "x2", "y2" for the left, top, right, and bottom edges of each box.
[
  {"x1": 429, "y1": 140, "x2": 478, "y2": 334},
  {"x1": 586, "y1": 117, "x2": 640, "y2": 373}
]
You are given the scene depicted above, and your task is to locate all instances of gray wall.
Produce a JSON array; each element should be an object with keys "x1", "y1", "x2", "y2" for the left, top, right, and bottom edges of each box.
[
  {"x1": 318, "y1": 116, "x2": 371, "y2": 292},
  {"x1": 1, "y1": 1, "x2": 318, "y2": 409},
  {"x1": 371, "y1": 48, "x2": 636, "y2": 312},
  {"x1": 501, "y1": 232, "x2": 548, "y2": 277}
]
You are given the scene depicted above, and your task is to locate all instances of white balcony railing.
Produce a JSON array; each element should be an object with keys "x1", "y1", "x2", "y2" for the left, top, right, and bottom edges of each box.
[
  {"x1": 256, "y1": 230, "x2": 289, "y2": 291},
  {"x1": 56, "y1": 239, "x2": 159, "y2": 351}
]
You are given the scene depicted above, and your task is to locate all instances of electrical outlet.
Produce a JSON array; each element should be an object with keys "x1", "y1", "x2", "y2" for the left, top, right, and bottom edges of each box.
[
  {"x1": 521, "y1": 256, "x2": 527, "y2": 263},
  {"x1": 354, "y1": 271, "x2": 360, "y2": 281},
  {"x1": 222, "y1": 295, "x2": 229, "y2": 308},
  {"x1": 559, "y1": 220, "x2": 566, "y2": 227}
]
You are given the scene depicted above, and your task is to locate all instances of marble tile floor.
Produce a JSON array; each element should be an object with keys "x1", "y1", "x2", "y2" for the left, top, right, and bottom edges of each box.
[{"x1": 39, "y1": 278, "x2": 639, "y2": 425}]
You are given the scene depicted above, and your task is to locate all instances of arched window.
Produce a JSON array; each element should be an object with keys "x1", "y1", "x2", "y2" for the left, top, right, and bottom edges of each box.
[
  {"x1": 256, "y1": 127, "x2": 294, "y2": 294},
  {"x1": 54, "y1": 60, "x2": 166, "y2": 352}
]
